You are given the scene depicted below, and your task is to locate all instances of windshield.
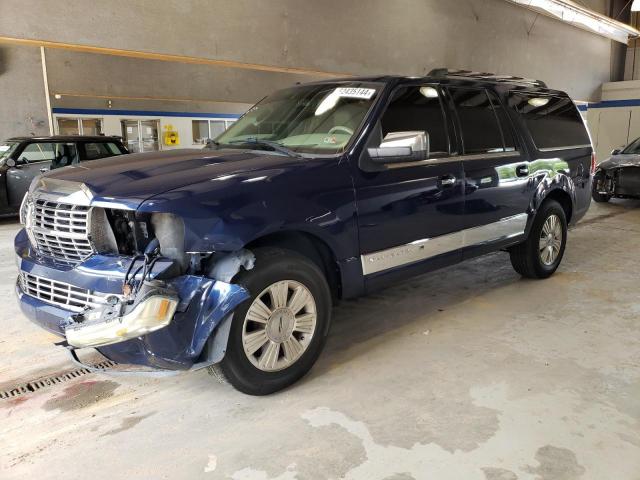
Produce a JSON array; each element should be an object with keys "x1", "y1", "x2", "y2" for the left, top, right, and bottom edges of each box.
[
  {"x1": 622, "y1": 137, "x2": 640, "y2": 154},
  {"x1": 214, "y1": 82, "x2": 381, "y2": 155},
  {"x1": 0, "y1": 142, "x2": 19, "y2": 163}
]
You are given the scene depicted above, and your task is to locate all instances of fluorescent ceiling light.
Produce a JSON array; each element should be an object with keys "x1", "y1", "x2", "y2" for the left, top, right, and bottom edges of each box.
[
  {"x1": 633, "y1": 0, "x2": 640, "y2": 12},
  {"x1": 528, "y1": 97, "x2": 550, "y2": 107},
  {"x1": 420, "y1": 86, "x2": 439, "y2": 98},
  {"x1": 505, "y1": 0, "x2": 640, "y2": 43}
]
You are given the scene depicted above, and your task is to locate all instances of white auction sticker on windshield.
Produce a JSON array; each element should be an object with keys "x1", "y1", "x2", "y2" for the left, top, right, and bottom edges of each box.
[
  {"x1": 336, "y1": 88, "x2": 376, "y2": 99},
  {"x1": 0, "y1": 145, "x2": 10, "y2": 152}
]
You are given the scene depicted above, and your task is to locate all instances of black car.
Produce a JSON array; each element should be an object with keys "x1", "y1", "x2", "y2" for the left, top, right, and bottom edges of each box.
[
  {"x1": 0, "y1": 135, "x2": 127, "y2": 216},
  {"x1": 592, "y1": 137, "x2": 640, "y2": 202}
]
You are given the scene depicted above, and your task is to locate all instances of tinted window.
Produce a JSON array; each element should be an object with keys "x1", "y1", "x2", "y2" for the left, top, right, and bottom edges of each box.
[
  {"x1": 83, "y1": 142, "x2": 121, "y2": 160},
  {"x1": 380, "y1": 86, "x2": 449, "y2": 155},
  {"x1": 50, "y1": 144, "x2": 78, "y2": 169},
  {"x1": 508, "y1": 93, "x2": 590, "y2": 150},
  {"x1": 622, "y1": 137, "x2": 640, "y2": 154},
  {"x1": 487, "y1": 90, "x2": 516, "y2": 151},
  {"x1": 449, "y1": 87, "x2": 505, "y2": 154}
]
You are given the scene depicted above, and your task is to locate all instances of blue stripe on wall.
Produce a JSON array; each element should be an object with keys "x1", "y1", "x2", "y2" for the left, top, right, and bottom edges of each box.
[
  {"x1": 52, "y1": 107, "x2": 242, "y2": 119},
  {"x1": 586, "y1": 99, "x2": 640, "y2": 109}
]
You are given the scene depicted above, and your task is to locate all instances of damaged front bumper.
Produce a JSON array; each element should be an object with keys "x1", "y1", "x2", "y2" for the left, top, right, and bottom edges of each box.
[{"x1": 14, "y1": 228, "x2": 249, "y2": 370}]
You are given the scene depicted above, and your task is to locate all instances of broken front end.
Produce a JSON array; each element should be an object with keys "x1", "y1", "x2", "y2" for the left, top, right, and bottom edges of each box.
[
  {"x1": 594, "y1": 165, "x2": 640, "y2": 199},
  {"x1": 15, "y1": 182, "x2": 253, "y2": 370}
]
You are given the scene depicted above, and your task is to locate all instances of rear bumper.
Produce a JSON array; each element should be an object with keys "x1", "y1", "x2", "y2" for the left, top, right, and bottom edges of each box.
[{"x1": 14, "y1": 228, "x2": 249, "y2": 370}]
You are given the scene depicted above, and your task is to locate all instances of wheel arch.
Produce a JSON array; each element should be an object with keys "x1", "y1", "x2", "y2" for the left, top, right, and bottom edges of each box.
[
  {"x1": 244, "y1": 230, "x2": 342, "y2": 300},
  {"x1": 541, "y1": 188, "x2": 573, "y2": 224}
]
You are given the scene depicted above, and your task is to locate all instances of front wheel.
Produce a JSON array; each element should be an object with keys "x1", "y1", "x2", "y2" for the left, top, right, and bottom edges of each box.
[
  {"x1": 509, "y1": 200, "x2": 567, "y2": 279},
  {"x1": 212, "y1": 247, "x2": 332, "y2": 395},
  {"x1": 592, "y1": 190, "x2": 611, "y2": 203}
]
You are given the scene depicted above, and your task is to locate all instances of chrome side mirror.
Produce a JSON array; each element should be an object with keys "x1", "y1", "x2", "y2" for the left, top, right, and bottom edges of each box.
[
  {"x1": 611, "y1": 148, "x2": 621, "y2": 156},
  {"x1": 368, "y1": 131, "x2": 429, "y2": 164},
  {"x1": 6, "y1": 158, "x2": 16, "y2": 168}
]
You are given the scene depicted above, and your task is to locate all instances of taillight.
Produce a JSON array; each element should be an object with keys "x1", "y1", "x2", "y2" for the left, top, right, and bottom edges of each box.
[{"x1": 590, "y1": 152, "x2": 596, "y2": 174}]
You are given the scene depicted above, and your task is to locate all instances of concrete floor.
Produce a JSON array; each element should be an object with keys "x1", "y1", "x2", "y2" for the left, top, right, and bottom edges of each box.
[{"x1": 1, "y1": 200, "x2": 639, "y2": 480}]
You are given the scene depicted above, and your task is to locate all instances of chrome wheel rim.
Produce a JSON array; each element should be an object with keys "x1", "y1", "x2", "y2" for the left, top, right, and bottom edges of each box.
[
  {"x1": 242, "y1": 280, "x2": 317, "y2": 372},
  {"x1": 539, "y1": 214, "x2": 563, "y2": 266}
]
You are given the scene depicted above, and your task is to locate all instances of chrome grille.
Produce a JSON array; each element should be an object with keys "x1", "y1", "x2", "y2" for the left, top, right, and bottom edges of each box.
[
  {"x1": 30, "y1": 199, "x2": 93, "y2": 263},
  {"x1": 19, "y1": 272, "x2": 111, "y2": 312}
]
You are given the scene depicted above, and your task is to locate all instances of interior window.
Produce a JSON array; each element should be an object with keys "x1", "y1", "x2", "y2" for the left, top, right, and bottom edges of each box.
[
  {"x1": 210, "y1": 120, "x2": 226, "y2": 139},
  {"x1": 508, "y1": 93, "x2": 590, "y2": 150},
  {"x1": 448, "y1": 87, "x2": 505, "y2": 154},
  {"x1": 192, "y1": 120, "x2": 209, "y2": 144},
  {"x1": 19, "y1": 143, "x2": 56, "y2": 163},
  {"x1": 379, "y1": 86, "x2": 449, "y2": 155}
]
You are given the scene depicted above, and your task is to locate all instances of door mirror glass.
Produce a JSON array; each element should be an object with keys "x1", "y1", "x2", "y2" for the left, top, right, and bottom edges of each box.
[
  {"x1": 611, "y1": 148, "x2": 621, "y2": 155},
  {"x1": 368, "y1": 131, "x2": 429, "y2": 164}
]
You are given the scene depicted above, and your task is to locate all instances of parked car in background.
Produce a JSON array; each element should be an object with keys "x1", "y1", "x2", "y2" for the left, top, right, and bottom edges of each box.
[
  {"x1": 592, "y1": 137, "x2": 640, "y2": 202},
  {"x1": 14, "y1": 70, "x2": 593, "y2": 394},
  {"x1": 0, "y1": 136, "x2": 127, "y2": 216}
]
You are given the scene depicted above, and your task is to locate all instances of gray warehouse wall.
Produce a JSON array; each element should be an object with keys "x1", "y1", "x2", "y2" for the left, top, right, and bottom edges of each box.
[
  {"x1": 0, "y1": 0, "x2": 627, "y2": 140},
  {"x1": 44, "y1": 49, "x2": 320, "y2": 112},
  {"x1": 0, "y1": 0, "x2": 620, "y2": 100},
  {"x1": 0, "y1": 45, "x2": 49, "y2": 138}
]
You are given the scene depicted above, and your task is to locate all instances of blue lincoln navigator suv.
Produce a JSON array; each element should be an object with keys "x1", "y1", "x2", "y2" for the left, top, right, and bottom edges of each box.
[{"x1": 15, "y1": 69, "x2": 593, "y2": 394}]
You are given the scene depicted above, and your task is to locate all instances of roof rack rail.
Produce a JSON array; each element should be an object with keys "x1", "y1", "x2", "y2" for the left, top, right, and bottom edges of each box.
[{"x1": 427, "y1": 68, "x2": 548, "y2": 89}]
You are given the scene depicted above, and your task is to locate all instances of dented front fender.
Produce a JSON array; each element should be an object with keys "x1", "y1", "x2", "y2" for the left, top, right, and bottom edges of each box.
[{"x1": 96, "y1": 275, "x2": 249, "y2": 370}]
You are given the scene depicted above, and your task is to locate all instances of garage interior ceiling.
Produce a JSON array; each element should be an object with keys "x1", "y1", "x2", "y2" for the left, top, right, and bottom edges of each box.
[{"x1": 505, "y1": 0, "x2": 640, "y2": 42}]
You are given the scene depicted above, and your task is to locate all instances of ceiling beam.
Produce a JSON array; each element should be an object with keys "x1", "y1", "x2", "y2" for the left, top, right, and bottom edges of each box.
[{"x1": 0, "y1": 35, "x2": 351, "y2": 78}]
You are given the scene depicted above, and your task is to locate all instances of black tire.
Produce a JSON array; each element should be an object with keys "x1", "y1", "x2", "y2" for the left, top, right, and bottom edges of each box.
[
  {"x1": 509, "y1": 200, "x2": 567, "y2": 279},
  {"x1": 591, "y1": 190, "x2": 611, "y2": 203},
  {"x1": 592, "y1": 174, "x2": 611, "y2": 203},
  {"x1": 216, "y1": 247, "x2": 332, "y2": 395}
]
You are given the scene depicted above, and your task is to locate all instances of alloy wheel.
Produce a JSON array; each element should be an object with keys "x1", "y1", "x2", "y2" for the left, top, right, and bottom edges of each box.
[
  {"x1": 539, "y1": 214, "x2": 563, "y2": 266},
  {"x1": 241, "y1": 280, "x2": 317, "y2": 372}
]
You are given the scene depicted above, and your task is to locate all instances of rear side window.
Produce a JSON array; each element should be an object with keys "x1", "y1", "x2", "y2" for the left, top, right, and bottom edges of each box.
[
  {"x1": 448, "y1": 87, "x2": 506, "y2": 154},
  {"x1": 83, "y1": 142, "x2": 122, "y2": 160},
  {"x1": 380, "y1": 86, "x2": 449, "y2": 156},
  {"x1": 507, "y1": 93, "x2": 590, "y2": 150}
]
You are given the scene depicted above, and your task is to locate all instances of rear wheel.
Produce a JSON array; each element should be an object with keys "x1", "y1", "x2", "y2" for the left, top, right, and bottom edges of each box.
[
  {"x1": 213, "y1": 247, "x2": 332, "y2": 395},
  {"x1": 509, "y1": 200, "x2": 567, "y2": 279}
]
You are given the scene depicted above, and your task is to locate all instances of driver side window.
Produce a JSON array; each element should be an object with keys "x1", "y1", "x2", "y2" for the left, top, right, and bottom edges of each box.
[
  {"x1": 379, "y1": 86, "x2": 450, "y2": 157},
  {"x1": 18, "y1": 143, "x2": 56, "y2": 164}
]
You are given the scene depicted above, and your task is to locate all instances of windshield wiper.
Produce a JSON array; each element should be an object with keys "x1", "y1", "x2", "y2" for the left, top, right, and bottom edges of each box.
[{"x1": 227, "y1": 138, "x2": 301, "y2": 158}]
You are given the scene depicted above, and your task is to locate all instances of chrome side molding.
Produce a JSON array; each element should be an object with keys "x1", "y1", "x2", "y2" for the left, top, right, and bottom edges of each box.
[{"x1": 361, "y1": 213, "x2": 528, "y2": 275}]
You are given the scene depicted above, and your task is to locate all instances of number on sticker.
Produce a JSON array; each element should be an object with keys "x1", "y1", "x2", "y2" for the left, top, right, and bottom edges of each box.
[{"x1": 336, "y1": 88, "x2": 376, "y2": 100}]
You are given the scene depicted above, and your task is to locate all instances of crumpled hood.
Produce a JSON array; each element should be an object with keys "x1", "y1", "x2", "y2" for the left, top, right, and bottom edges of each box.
[
  {"x1": 39, "y1": 149, "x2": 300, "y2": 207},
  {"x1": 598, "y1": 154, "x2": 640, "y2": 170}
]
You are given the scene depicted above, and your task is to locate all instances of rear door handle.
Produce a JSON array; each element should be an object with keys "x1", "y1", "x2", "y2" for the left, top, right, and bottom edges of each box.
[
  {"x1": 515, "y1": 164, "x2": 529, "y2": 177},
  {"x1": 439, "y1": 175, "x2": 456, "y2": 187}
]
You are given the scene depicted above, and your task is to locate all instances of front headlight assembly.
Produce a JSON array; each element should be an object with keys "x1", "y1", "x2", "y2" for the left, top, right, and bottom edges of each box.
[
  {"x1": 65, "y1": 295, "x2": 178, "y2": 348},
  {"x1": 19, "y1": 193, "x2": 32, "y2": 226}
]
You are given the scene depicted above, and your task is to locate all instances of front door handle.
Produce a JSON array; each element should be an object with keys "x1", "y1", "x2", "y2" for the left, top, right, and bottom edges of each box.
[
  {"x1": 39, "y1": 167, "x2": 49, "y2": 173},
  {"x1": 515, "y1": 164, "x2": 529, "y2": 177},
  {"x1": 439, "y1": 175, "x2": 456, "y2": 187}
]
